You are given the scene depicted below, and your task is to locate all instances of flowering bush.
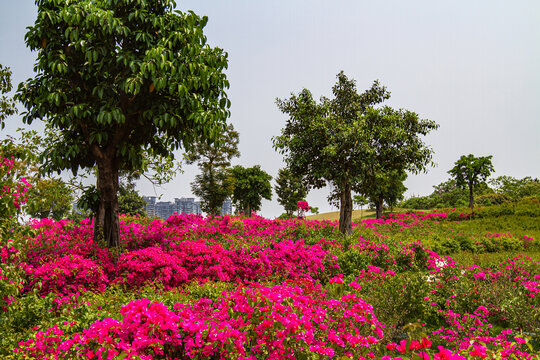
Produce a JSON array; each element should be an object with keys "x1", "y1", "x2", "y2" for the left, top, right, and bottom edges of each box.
[
  {"x1": 0, "y1": 157, "x2": 30, "y2": 223},
  {"x1": 26, "y1": 255, "x2": 108, "y2": 295},
  {"x1": 114, "y1": 246, "x2": 188, "y2": 289},
  {"x1": 297, "y1": 200, "x2": 309, "y2": 211},
  {"x1": 17, "y1": 282, "x2": 385, "y2": 359},
  {"x1": 2, "y1": 201, "x2": 539, "y2": 358}
]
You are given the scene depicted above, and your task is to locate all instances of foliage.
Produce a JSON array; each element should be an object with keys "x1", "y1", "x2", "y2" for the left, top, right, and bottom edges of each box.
[
  {"x1": 26, "y1": 178, "x2": 73, "y2": 220},
  {"x1": 401, "y1": 179, "x2": 493, "y2": 210},
  {"x1": 490, "y1": 175, "x2": 540, "y2": 200},
  {"x1": 353, "y1": 194, "x2": 368, "y2": 210},
  {"x1": 186, "y1": 124, "x2": 239, "y2": 216},
  {"x1": 118, "y1": 179, "x2": 146, "y2": 216},
  {"x1": 274, "y1": 167, "x2": 308, "y2": 216},
  {"x1": 230, "y1": 165, "x2": 272, "y2": 217},
  {"x1": 474, "y1": 192, "x2": 511, "y2": 207},
  {"x1": 0, "y1": 64, "x2": 17, "y2": 129},
  {"x1": 274, "y1": 71, "x2": 437, "y2": 233},
  {"x1": 16, "y1": 0, "x2": 230, "y2": 247},
  {"x1": 2, "y1": 198, "x2": 539, "y2": 358},
  {"x1": 449, "y1": 154, "x2": 495, "y2": 209}
]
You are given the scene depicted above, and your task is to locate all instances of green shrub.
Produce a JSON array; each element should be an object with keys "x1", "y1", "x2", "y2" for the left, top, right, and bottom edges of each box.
[{"x1": 475, "y1": 193, "x2": 512, "y2": 206}]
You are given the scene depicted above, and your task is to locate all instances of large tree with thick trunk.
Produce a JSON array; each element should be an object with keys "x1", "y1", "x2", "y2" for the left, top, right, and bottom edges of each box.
[
  {"x1": 17, "y1": 0, "x2": 230, "y2": 247},
  {"x1": 274, "y1": 72, "x2": 438, "y2": 232}
]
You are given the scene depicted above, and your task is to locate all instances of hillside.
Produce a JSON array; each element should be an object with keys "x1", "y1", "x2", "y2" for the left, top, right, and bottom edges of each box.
[{"x1": 306, "y1": 209, "x2": 375, "y2": 221}]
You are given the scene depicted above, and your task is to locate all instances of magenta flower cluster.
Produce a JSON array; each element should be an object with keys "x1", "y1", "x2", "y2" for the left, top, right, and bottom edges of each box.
[{"x1": 17, "y1": 282, "x2": 385, "y2": 359}]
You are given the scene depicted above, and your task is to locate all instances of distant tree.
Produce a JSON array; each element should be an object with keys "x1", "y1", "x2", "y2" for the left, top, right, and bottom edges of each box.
[
  {"x1": 364, "y1": 170, "x2": 408, "y2": 215},
  {"x1": 118, "y1": 178, "x2": 146, "y2": 216},
  {"x1": 275, "y1": 72, "x2": 438, "y2": 231},
  {"x1": 0, "y1": 64, "x2": 17, "y2": 129},
  {"x1": 448, "y1": 154, "x2": 495, "y2": 209},
  {"x1": 0, "y1": 130, "x2": 75, "y2": 220},
  {"x1": 274, "y1": 168, "x2": 308, "y2": 217},
  {"x1": 186, "y1": 124, "x2": 239, "y2": 216},
  {"x1": 399, "y1": 178, "x2": 493, "y2": 210},
  {"x1": 231, "y1": 165, "x2": 272, "y2": 217},
  {"x1": 490, "y1": 175, "x2": 540, "y2": 200},
  {"x1": 17, "y1": 0, "x2": 230, "y2": 247},
  {"x1": 26, "y1": 178, "x2": 74, "y2": 220},
  {"x1": 353, "y1": 195, "x2": 368, "y2": 211}
]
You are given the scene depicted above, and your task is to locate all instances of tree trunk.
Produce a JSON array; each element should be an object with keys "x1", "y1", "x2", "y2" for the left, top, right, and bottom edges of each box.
[
  {"x1": 245, "y1": 203, "x2": 252, "y2": 217},
  {"x1": 375, "y1": 196, "x2": 384, "y2": 219},
  {"x1": 469, "y1": 185, "x2": 474, "y2": 209},
  {"x1": 338, "y1": 183, "x2": 353, "y2": 234},
  {"x1": 95, "y1": 157, "x2": 120, "y2": 248}
]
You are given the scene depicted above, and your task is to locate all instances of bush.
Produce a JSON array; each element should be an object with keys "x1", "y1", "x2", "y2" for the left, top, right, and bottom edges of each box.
[
  {"x1": 475, "y1": 193, "x2": 511, "y2": 206},
  {"x1": 26, "y1": 255, "x2": 108, "y2": 295},
  {"x1": 114, "y1": 246, "x2": 188, "y2": 289}
]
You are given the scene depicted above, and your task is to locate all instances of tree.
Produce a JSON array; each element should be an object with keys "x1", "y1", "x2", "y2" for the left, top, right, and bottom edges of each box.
[
  {"x1": 26, "y1": 178, "x2": 74, "y2": 220},
  {"x1": 0, "y1": 130, "x2": 75, "y2": 221},
  {"x1": 230, "y1": 165, "x2": 272, "y2": 217},
  {"x1": 17, "y1": 0, "x2": 230, "y2": 247},
  {"x1": 363, "y1": 169, "x2": 408, "y2": 218},
  {"x1": 118, "y1": 181, "x2": 147, "y2": 216},
  {"x1": 274, "y1": 168, "x2": 308, "y2": 217},
  {"x1": 490, "y1": 175, "x2": 540, "y2": 200},
  {"x1": 353, "y1": 195, "x2": 368, "y2": 211},
  {"x1": 0, "y1": 64, "x2": 17, "y2": 129},
  {"x1": 448, "y1": 154, "x2": 495, "y2": 209},
  {"x1": 274, "y1": 72, "x2": 438, "y2": 232},
  {"x1": 186, "y1": 124, "x2": 239, "y2": 216}
]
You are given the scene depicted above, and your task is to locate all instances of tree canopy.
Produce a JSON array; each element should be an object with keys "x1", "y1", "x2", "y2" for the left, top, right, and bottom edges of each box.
[
  {"x1": 0, "y1": 64, "x2": 17, "y2": 129},
  {"x1": 274, "y1": 72, "x2": 438, "y2": 232},
  {"x1": 274, "y1": 167, "x2": 308, "y2": 217},
  {"x1": 230, "y1": 165, "x2": 272, "y2": 217},
  {"x1": 16, "y1": 0, "x2": 230, "y2": 247},
  {"x1": 449, "y1": 154, "x2": 495, "y2": 209},
  {"x1": 186, "y1": 124, "x2": 239, "y2": 216}
]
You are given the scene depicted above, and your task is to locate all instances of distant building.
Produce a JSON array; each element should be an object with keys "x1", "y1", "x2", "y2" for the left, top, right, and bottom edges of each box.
[
  {"x1": 144, "y1": 196, "x2": 202, "y2": 219},
  {"x1": 221, "y1": 198, "x2": 233, "y2": 215},
  {"x1": 143, "y1": 196, "x2": 156, "y2": 217}
]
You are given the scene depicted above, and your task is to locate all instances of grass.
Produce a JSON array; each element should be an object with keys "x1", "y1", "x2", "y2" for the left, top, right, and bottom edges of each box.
[{"x1": 306, "y1": 209, "x2": 374, "y2": 221}]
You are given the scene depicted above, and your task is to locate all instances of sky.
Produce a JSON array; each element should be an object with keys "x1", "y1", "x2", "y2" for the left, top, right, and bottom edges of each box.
[{"x1": 1, "y1": 0, "x2": 539, "y2": 218}]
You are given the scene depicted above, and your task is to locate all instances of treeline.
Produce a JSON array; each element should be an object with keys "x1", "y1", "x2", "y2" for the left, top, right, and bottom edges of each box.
[{"x1": 400, "y1": 176, "x2": 540, "y2": 210}]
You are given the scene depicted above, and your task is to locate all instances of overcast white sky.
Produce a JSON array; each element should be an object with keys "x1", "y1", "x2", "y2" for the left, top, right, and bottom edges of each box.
[{"x1": 1, "y1": 0, "x2": 539, "y2": 217}]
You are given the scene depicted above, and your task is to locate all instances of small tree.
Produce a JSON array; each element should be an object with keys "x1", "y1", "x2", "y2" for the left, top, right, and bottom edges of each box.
[
  {"x1": 17, "y1": 0, "x2": 230, "y2": 247},
  {"x1": 353, "y1": 195, "x2": 368, "y2": 211},
  {"x1": 186, "y1": 124, "x2": 239, "y2": 216},
  {"x1": 0, "y1": 64, "x2": 17, "y2": 129},
  {"x1": 490, "y1": 175, "x2": 540, "y2": 200},
  {"x1": 364, "y1": 169, "x2": 408, "y2": 217},
  {"x1": 118, "y1": 178, "x2": 147, "y2": 216},
  {"x1": 26, "y1": 178, "x2": 74, "y2": 220},
  {"x1": 448, "y1": 154, "x2": 494, "y2": 209},
  {"x1": 274, "y1": 168, "x2": 308, "y2": 217},
  {"x1": 230, "y1": 165, "x2": 272, "y2": 217}
]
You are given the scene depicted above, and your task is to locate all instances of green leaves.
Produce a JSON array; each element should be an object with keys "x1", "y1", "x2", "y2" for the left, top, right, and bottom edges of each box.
[
  {"x1": 449, "y1": 154, "x2": 495, "y2": 208},
  {"x1": 275, "y1": 72, "x2": 438, "y2": 227},
  {"x1": 17, "y1": 0, "x2": 230, "y2": 246},
  {"x1": 0, "y1": 64, "x2": 17, "y2": 129},
  {"x1": 231, "y1": 165, "x2": 272, "y2": 217}
]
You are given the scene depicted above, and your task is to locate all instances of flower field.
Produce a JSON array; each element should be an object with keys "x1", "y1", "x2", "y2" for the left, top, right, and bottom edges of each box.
[{"x1": 1, "y1": 200, "x2": 539, "y2": 359}]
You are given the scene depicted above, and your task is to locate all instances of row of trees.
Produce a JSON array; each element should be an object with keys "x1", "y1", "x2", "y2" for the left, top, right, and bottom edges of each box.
[
  {"x1": 401, "y1": 174, "x2": 540, "y2": 210},
  {"x1": 5, "y1": 0, "x2": 530, "y2": 244},
  {"x1": 186, "y1": 124, "x2": 273, "y2": 217}
]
